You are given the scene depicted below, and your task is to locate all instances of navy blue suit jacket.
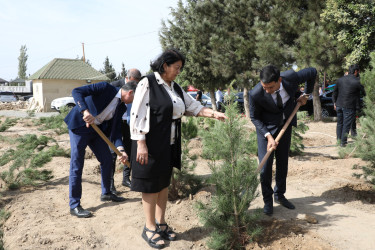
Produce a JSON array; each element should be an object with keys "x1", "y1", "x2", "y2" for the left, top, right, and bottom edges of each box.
[
  {"x1": 64, "y1": 81, "x2": 126, "y2": 148},
  {"x1": 250, "y1": 68, "x2": 317, "y2": 136}
]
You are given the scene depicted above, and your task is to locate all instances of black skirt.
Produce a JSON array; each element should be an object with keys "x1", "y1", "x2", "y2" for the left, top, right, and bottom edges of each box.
[
  {"x1": 131, "y1": 144, "x2": 177, "y2": 193},
  {"x1": 131, "y1": 168, "x2": 172, "y2": 193}
]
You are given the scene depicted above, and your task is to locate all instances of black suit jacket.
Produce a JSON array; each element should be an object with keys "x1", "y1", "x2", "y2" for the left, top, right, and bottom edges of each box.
[
  {"x1": 333, "y1": 74, "x2": 362, "y2": 109},
  {"x1": 249, "y1": 68, "x2": 317, "y2": 136}
]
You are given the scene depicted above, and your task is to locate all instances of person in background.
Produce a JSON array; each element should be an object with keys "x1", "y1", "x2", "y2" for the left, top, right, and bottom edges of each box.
[
  {"x1": 333, "y1": 64, "x2": 362, "y2": 147},
  {"x1": 215, "y1": 87, "x2": 224, "y2": 111},
  {"x1": 130, "y1": 49, "x2": 227, "y2": 248},
  {"x1": 249, "y1": 65, "x2": 316, "y2": 216},
  {"x1": 64, "y1": 80, "x2": 137, "y2": 218},
  {"x1": 196, "y1": 89, "x2": 203, "y2": 104},
  {"x1": 108, "y1": 68, "x2": 142, "y2": 193}
]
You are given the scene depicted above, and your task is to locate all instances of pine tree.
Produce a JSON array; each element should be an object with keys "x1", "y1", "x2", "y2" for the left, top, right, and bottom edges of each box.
[
  {"x1": 120, "y1": 62, "x2": 127, "y2": 78},
  {"x1": 100, "y1": 56, "x2": 116, "y2": 82},
  {"x1": 197, "y1": 99, "x2": 261, "y2": 249},
  {"x1": 352, "y1": 51, "x2": 375, "y2": 186},
  {"x1": 160, "y1": 0, "x2": 231, "y2": 110},
  {"x1": 321, "y1": 0, "x2": 375, "y2": 68},
  {"x1": 18, "y1": 45, "x2": 28, "y2": 79}
]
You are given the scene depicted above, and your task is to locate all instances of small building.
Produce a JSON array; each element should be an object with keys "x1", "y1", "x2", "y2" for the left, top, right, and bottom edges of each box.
[
  {"x1": 9, "y1": 78, "x2": 26, "y2": 86},
  {"x1": 29, "y1": 58, "x2": 109, "y2": 112},
  {"x1": 0, "y1": 78, "x2": 9, "y2": 85}
]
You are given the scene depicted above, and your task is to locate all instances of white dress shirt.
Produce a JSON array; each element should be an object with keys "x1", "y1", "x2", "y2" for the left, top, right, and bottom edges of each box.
[
  {"x1": 130, "y1": 72, "x2": 204, "y2": 144},
  {"x1": 94, "y1": 89, "x2": 121, "y2": 125}
]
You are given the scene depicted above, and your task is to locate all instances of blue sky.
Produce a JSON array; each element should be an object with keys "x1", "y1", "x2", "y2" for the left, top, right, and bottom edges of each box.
[{"x1": 0, "y1": 0, "x2": 179, "y2": 81}]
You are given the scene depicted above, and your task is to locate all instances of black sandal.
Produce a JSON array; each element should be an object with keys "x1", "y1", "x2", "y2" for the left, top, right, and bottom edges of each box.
[
  {"x1": 156, "y1": 222, "x2": 177, "y2": 241},
  {"x1": 141, "y1": 226, "x2": 165, "y2": 249}
]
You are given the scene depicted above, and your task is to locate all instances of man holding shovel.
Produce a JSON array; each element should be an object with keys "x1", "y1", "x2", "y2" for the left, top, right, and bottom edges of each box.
[
  {"x1": 249, "y1": 65, "x2": 316, "y2": 215},
  {"x1": 64, "y1": 80, "x2": 137, "y2": 218}
]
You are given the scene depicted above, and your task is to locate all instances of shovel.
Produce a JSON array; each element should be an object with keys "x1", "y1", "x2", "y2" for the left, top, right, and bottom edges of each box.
[
  {"x1": 257, "y1": 95, "x2": 309, "y2": 172},
  {"x1": 91, "y1": 123, "x2": 130, "y2": 167}
]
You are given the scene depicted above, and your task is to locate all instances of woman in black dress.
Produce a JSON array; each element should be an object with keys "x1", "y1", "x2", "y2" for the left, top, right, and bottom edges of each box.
[{"x1": 129, "y1": 49, "x2": 226, "y2": 248}]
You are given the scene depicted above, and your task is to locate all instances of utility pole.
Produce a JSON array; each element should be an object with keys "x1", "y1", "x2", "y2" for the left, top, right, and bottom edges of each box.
[{"x1": 82, "y1": 43, "x2": 85, "y2": 62}]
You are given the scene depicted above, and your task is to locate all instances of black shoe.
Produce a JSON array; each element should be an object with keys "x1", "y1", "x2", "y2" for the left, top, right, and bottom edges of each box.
[
  {"x1": 263, "y1": 201, "x2": 273, "y2": 216},
  {"x1": 275, "y1": 197, "x2": 295, "y2": 209},
  {"x1": 70, "y1": 206, "x2": 92, "y2": 218},
  {"x1": 122, "y1": 177, "x2": 131, "y2": 188},
  {"x1": 100, "y1": 193, "x2": 126, "y2": 202},
  {"x1": 110, "y1": 181, "x2": 118, "y2": 195}
]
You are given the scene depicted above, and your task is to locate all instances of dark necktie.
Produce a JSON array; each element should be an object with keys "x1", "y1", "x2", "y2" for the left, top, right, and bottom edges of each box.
[{"x1": 276, "y1": 90, "x2": 283, "y2": 109}]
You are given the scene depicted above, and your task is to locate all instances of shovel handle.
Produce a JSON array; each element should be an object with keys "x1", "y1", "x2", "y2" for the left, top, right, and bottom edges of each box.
[
  {"x1": 256, "y1": 101, "x2": 303, "y2": 172},
  {"x1": 91, "y1": 123, "x2": 130, "y2": 167}
]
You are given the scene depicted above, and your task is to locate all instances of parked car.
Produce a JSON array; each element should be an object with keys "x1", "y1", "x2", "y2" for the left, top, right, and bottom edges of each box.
[
  {"x1": 0, "y1": 91, "x2": 18, "y2": 102},
  {"x1": 22, "y1": 95, "x2": 33, "y2": 101},
  {"x1": 299, "y1": 91, "x2": 336, "y2": 118},
  {"x1": 187, "y1": 91, "x2": 212, "y2": 108},
  {"x1": 51, "y1": 96, "x2": 76, "y2": 111}
]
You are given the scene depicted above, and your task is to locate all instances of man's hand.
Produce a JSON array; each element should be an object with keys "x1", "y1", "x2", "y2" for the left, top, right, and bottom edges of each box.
[
  {"x1": 266, "y1": 134, "x2": 278, "y2": 151},
  {"x1": 117, "y1": 151, "x2": 128, "y2": 165},
  {"x1": 296, "y1": 94, "x2": 309, "y2": 106},
  {"x1": 82, "y1": 110, "x2": 95, "y2": 128}
]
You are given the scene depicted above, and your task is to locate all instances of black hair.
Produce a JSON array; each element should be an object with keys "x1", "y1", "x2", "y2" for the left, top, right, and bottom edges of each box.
[
  {"x1": 260, "y1": 65, "x2": 280, "y2": 84},
  {"x1": 150, "y1": 48, "x2": 185, "y2": 74},
  {"x1": 121, "y1": 80, "x2": 137, "y2": 92},
  {"x1": 348, "y1": 64, "x2": 360, "y2": 75}
]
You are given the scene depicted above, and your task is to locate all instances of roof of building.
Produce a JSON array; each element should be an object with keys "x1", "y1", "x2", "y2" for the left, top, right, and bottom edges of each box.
[
  {"x1": 0, "y1": 78, "x2": 8, "y2": 83},
  {"x1": 9, "y1": 78, "x2": 25, "y2": 83},
  {"x1": 29, "y1": 58, "x2": 109, "y2": 81}
]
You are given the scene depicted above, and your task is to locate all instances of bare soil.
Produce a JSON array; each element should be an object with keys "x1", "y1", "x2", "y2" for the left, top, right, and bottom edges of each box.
[{"x1": 0, "y1": 108, "x2": 374, "y2": 250}]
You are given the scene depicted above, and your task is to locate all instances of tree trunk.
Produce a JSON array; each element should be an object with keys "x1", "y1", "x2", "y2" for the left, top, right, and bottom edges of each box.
[
  {"x1": 243, "y1": 87, "x2": 250, "y2": 118},
  {"x1": 313, "y1": 73, "x2": 322, "y2": 121},
  {"x1": 210, "y1": 90, "x2": 217, "y2": 111}
]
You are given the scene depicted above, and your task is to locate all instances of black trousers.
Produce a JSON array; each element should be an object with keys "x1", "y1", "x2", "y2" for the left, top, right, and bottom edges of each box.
[
  {"x1": 109, "y1": 121, "x2": 132, "y2": 181},
  {"x1": 257, "y1": 125, "x2": 292, "y2": 203}
]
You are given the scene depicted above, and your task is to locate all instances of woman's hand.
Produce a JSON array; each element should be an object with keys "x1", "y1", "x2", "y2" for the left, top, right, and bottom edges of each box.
[
  {"x1": 198, "y1": 107, "x2": 228, "y2": 120},
  {"x1": 117, "y1": 150, "x2": 128, "y2": 165},
  {"x1": 212, "y1": 110, "x2": 227, "y2": 121},
  {"x1": 137, "y1": 140, "x2": 148, "y2": 165}
]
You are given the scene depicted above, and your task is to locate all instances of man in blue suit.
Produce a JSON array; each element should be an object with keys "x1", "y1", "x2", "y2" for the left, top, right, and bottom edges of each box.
[
  {"x1": 64, "y1": 80, "x2": 137, "y2": 218},
  {"x1": 250, "y1": 65, "x2": 316, "y2": 215}
]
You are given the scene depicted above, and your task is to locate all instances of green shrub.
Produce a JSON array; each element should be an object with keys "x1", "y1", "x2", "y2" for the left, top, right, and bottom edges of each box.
[
  {"x1": 290, "y1": 113, "x2": 309, "y2": 156},
  {"x1": 0, "y1": 134, "x2": 69, "y2": 189},
  {"x1": 197, "y1": 101, "x2": 261, "y2": 249},
  {"x1": 0, "y1": 118, "x2": 18, "y2": 132},
  {"x1": 351, "y1": 51, "x2": 375, "y2": 187},
  {"x1": 33, "y1": 106, "x2": 70, "y2": 134}
]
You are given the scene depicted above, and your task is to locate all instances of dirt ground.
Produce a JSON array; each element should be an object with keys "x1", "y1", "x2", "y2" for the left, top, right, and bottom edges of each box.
[{"x1": 0, "y1": 107, "x2": 374, "y2": 250}]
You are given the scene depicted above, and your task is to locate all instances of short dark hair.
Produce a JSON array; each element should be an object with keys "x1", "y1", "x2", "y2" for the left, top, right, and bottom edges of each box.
[
  {"x1": 260, "y1": 65, "x2": 280, "y2": 83},
  {"x1": 150, "y1": 48, "x2": 185, "y2": 74},
  {"x1": 121, "y1": 80, "x2": 137, "y2": 92},
  {"x1": 348, "y1": 64, "x2": 360, "y2": 75}
]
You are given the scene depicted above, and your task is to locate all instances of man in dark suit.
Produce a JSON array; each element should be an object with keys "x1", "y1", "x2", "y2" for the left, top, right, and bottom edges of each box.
[
  {"x1": 333, "y1": 64, "x2": 362, "y2": 147},
  {"x1": 64, "y1": 81, "x2": 137, "y2": 218},
  {"x1": 108, "y1": 68, "x2": 141, "y2": 193},
  {"x1": 250, "y1": 65, "x2": 316, "y2": 215}
]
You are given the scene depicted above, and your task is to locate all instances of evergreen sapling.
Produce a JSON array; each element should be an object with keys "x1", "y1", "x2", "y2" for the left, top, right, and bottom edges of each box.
[{"x1": 197, "y1": 99, "x2": 261, "y2": 249}]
